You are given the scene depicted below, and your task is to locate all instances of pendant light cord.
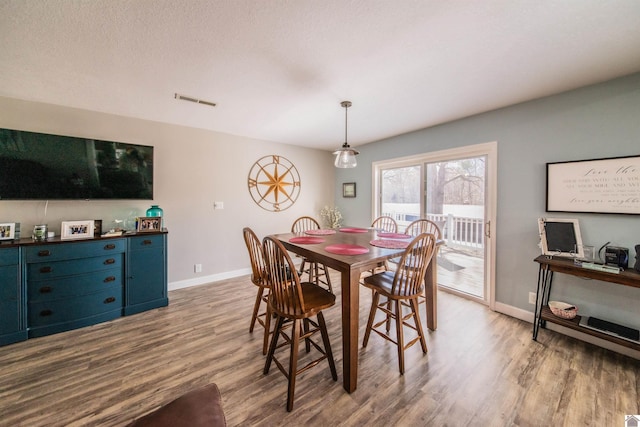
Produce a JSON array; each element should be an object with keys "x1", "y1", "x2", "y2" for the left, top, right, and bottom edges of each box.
[{"x1": 344, "y1": 104, "x2": 348, "y2": 145}]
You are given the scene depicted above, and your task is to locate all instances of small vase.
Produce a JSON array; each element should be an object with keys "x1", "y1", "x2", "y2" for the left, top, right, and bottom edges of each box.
[
  {"x1": 33, "y1": 224, "x2": 48, "y2": 241},
  {"x1": 146, "y1": 205, "x2": 163, "y2": 217}
]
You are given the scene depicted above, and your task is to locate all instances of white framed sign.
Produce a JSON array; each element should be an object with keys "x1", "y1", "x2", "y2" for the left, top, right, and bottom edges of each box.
[{"x1": 546, "y1": 155, "x2": 640, "y2": 215}]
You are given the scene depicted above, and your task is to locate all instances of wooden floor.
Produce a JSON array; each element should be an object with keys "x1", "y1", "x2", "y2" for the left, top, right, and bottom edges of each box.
[{"x1": 1, "y1": 272, "x2": 639, "y2": 426}]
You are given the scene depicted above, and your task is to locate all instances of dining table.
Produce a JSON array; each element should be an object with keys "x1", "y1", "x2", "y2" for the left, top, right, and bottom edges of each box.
[{"x1": 274, "y1": 227, "x2": 440, "y2": 393}]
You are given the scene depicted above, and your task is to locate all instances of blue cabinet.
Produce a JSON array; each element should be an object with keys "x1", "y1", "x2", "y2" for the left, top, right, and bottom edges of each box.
[
  {"x1": 0, "y1": 247, "x2": 26, "y2": 346},
  {"x1": 125, "y1": 234, "x2": 168, "y2": 315},
  {"x1": 0, "y1": 231, "x2": 168, "y2": 346},
  {"x1": 26, "y1": 239, "x2": 126, "y2": 338}
]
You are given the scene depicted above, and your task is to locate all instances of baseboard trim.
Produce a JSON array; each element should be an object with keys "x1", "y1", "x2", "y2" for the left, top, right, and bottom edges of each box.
[{"x1": 169, "y1": 268, "x2": 251, "y2": 291}]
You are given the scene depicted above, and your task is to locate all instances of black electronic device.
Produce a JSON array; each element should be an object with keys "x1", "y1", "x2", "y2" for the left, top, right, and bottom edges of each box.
[
  {"x1": 0, "y1": 127, "x2": 153, "y2": 200},
  {"x1": 605, "y1": 246, "x2": 629, "y2": 269},
  {"x1": 579, "y1": 316, "x2": 640, "y2": 342},
  {"x1": 634, "y1": 245, "x2": 640, "y2": 271}
]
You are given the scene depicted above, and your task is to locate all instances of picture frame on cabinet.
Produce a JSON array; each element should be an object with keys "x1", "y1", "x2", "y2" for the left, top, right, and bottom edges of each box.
[
  {"x1": 0, "y1": 223, "x2": 16, "y2": 241},
  {"x1": 137, "y1": 217, "x2": 161, "y2": 232},
  {"x1": 61, "y1": 220, "x2": 95, "y2": 240},
  {"x1": 93, "y1": 219, "x2": 102, "y2": 237}
]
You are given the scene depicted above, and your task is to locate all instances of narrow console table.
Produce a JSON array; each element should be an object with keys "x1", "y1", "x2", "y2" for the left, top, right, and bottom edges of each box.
[
  {"x1": 532, "y1": 255, "x2": 640, "y2": 351},
  {"x1": 0, "y1": 231, "x2": 168, "y2": 346}
]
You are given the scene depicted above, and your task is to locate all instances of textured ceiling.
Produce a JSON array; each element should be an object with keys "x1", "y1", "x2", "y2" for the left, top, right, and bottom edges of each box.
[{"x1": 1, "y1": 0, "x2": 640, "y2": 151}]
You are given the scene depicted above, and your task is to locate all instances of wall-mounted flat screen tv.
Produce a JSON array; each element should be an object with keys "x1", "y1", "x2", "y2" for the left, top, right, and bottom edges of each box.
[{"x1": 0, "y1": 128, "x2": 153, "y2": 200}]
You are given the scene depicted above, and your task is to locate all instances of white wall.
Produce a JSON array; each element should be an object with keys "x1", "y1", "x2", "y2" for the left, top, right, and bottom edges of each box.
[{"x1": 0, "y1": 96, "x2": 335, "y2": 288}]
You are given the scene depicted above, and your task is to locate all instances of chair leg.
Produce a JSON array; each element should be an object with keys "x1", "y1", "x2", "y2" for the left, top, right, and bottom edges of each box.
[
  {"x1": 264, "y1": 316, "x2": 284, "y2": 375},
  {"x1": 395, "y1": 300, "x2": 405, "y2": 375},
  {"x1": 287, "y1": 319, "x2": 301, "y2": 412},
  {"x1": 321, "y1": 264, "x2": 333, "y2": 292},
  {"x1": 313, "y1": 262, "x2": 320, "y2": 286},
  {"x1": 363, "y1": 292, "x2": 380, "y2": 347},
  {"x1": 250, "y1": 287, "x2": 264, "y2": 332},
  {"x1": 303, "y1": 318, "x2": 311, "y2": 353},
  {"x1": 317, "y1": 311, "x2": 337, "y2": 380},
  {"x1": 385, "y1": 297, "x2": 393, "y2": 333},
  {"x1": 263, "y1": 300, "x2": 271, "y2": 355},
  {"x1": 410, "y1": 298, "x2": 428, "y2": 354},
  {"x1": 298, "y1": 259, "x2": 307, "y2": 281}
]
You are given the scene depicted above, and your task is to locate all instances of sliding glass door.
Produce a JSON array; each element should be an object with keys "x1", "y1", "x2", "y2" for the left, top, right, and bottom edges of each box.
[
  {"x1": 375, "y1": 143, "x2": 496, "y2": 305},
  {"x1": 424, "y1": 157, "x2": 486, "y2": 299}
]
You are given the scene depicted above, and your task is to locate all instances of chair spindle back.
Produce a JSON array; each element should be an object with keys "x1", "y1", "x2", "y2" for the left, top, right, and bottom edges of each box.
[
  {"x1": 263, "y1": 236, "x2": 306, "y2": 317},
  {"x1": 371, "y1": 216, "x2": 398, "y2": 233},
  {"x1": 291, "y1": 216, "x2": 321, "y2": 233},
  {"x1": 392, "y1": 232, "x2": 436, "y2": 297},
  {"x1": 405, "y1": 219, "x2": 441, "y2": 239},
  {"x1": 242, "y1": 227, "x2": 267, "y2": 287}
]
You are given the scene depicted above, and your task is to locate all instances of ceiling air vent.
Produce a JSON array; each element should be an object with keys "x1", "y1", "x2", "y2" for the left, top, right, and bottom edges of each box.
[{"x1": 174, "y1": 93, "x2": 217, "y2": 107}]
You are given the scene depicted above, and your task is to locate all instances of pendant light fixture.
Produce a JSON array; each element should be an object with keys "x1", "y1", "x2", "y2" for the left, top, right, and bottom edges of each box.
[{"x1": 333, "y1": 101, "x2": 359, "y2": 168}]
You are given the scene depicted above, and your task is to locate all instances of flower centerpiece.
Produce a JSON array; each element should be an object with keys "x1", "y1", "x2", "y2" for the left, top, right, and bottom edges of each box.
[{"x1": 320, "y1": 206, "x2": 343, "y2": 229}]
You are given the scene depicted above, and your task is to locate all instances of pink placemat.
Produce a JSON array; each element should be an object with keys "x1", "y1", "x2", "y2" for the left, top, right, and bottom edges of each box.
[
  {"x1": 324, "y1": 244, "x2": 370, "y2": 255},
  {"x1": 339, "y1": 227, "x2": 368, "y2": 233},
  {"x1": 289, "y1": 236, "x2": 325, "y2": 244},
  {"x1": 377, "y1": 232, "x2": 411, "y2": 239},
  {"x1": 370, "y1": 239, "x2": 410, "y2": 249},
  {"x1": 305, "y1": 229, "x2": 337, "y2": 235}
]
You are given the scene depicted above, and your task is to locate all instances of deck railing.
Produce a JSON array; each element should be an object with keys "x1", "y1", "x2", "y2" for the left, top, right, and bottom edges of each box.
[{"x1": 386, "y1": 212, "x2": 484, "y2": 249}]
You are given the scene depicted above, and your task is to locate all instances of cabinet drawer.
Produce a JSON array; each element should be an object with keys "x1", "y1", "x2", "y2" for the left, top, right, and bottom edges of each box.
[
  {"x1": 26, "y1": 239, "x2": 125, "y2": 263},
  {"x1": 28, "y1": 268, "x2": 123, "y2": 302},
  {"x1": 28, "y1": 254, "x2": 123, "y2": 280},
  {"x1": 129, "y1": 234, "x2": 164, "y2": 251},
  {"x1": 28, "y1": 285, "x2": 123, "y2": 327},
  {"x1": 0, "y1": 247, "x2": 19, "y2": 266}
]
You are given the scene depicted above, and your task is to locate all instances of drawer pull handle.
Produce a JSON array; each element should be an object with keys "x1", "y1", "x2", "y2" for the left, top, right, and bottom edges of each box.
[
  {"x1": 143, "y1": 240, "x2": 153, "y2": 245},
  {"x1": 104, "y1": 276, "x2": 116, "y2": 283},
  {"x1": 104, "y1": 244, "x2": 116, "y2": 250},
  {"x1": 40, "y1": 266, "x2": 53, "y2": 273},
  {"x1": 39, "y1": 286, "x2": 53, "y2": 293},
  {"x1": 40, "y1": 309, "x2": 53, "y2": 317},
  {"x1": 104, "y1": 296, "x2": 116, "y2": 304},
  {"x1": 38, "y1": 250, "x2": 51, "y2": 257},
  {"x1": 104, "y1": 258, "x2": 116, "y2": 265}
]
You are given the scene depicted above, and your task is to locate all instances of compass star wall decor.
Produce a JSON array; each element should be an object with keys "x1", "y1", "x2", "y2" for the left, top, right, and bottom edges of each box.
[{"x1": 248, "y1": 155, "x2": 301, "y2": 212}]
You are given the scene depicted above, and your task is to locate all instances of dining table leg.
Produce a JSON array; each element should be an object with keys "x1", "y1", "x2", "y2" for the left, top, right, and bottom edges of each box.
[
  {"x1": 341, "y1": 267, "x2": 362, "y2": 393},
  {"x1": 424, "y1": 247, "x2": 439, "y2": 331}
]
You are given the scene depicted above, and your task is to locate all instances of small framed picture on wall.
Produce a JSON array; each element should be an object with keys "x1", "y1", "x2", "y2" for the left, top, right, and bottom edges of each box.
[{"x1": 343, "y1": 182, "x2": 356, "y2": 198}]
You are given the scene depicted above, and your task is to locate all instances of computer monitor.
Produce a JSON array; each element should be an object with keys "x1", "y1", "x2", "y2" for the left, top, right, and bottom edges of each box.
[{"x1": 538, "y1": 218, "x2": 584, "y2": 259}]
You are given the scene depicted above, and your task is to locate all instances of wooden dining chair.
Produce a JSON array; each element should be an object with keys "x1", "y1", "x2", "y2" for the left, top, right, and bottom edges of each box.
[
  {"x1": 262, "y1": 235, "x2": 338, "y2": 412},
  {"x1": 361, "y1": 232, "x2": 436, "y2": 374},
  {"x1": 387, "y1": 218, "x2": 442, "y2": 269},
  {"x1": 403, "y1": 218, "x2": 442, "y2": 316},
  {"x1": 291, "y1": 216, "x2": 333, "y2": 292},
  {"x1": 242, "y1": 227, "x2": 272, "y2": 355},
  {"x1": 371, "y1": 215, "x2": 398, "y2": 233},
  {"x1": 364, "y1": 216, "x2": 399, "y2": 278}
]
